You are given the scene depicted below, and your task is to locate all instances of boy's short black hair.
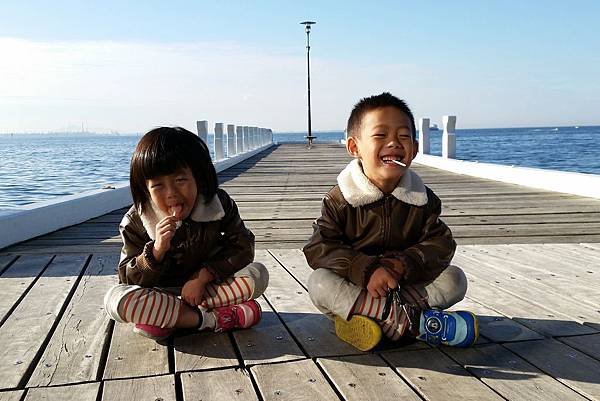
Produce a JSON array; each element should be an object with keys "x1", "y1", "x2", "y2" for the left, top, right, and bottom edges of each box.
[
  {"x1": 346, "y1": 92, "x2": 416, "y2": 140},
  {"x1": 130, "y1": 126, "x2": 217, "y2": 213}
]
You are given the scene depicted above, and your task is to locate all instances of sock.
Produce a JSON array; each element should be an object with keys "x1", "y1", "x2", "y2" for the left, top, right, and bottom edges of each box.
[
  {"x1": 197, "y1": 308, "x2": 216, "y2": 331},
  {"x1": 118, "y1": 288, "x2": 181, "y2": 329},
  {"x1": 202, "y1": 276, "x2": 254, "y2": 309},
  {"x1": 350, "y1": 291, "x2": 386, "y2": 320}
]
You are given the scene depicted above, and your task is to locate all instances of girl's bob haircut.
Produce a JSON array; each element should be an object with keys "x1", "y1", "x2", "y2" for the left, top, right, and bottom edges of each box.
[{"x1": 130, "y1": 126, "x2": 218, "y2": 213}]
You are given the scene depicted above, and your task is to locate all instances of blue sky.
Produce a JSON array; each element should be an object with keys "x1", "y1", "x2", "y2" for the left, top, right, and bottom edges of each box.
[{"x1": 1, "y1": 1, "x2": 599, "y2": 133}]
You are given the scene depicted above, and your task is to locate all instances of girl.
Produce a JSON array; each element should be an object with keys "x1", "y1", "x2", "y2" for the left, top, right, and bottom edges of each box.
[{"x1": 104, "y1": 127, "x2": 269, "y2": 341}]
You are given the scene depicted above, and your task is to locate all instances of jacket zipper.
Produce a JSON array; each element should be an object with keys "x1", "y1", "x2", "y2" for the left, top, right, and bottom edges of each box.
[{"x1": 383, "y1": 196, "x2": 391, "y2": 249}]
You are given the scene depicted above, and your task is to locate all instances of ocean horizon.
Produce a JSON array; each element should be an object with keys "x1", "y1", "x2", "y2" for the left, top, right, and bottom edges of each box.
[{"x1": 0, "y1": 125, "x2": 598, "y2": 210}]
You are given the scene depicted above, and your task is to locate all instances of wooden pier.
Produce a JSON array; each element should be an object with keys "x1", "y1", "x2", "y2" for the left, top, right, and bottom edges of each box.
[{"x1": 1, "y1": 143, "x2": 599, "y2": 400}]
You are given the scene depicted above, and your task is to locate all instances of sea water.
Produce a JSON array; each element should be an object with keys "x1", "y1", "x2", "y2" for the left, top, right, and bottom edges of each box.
[{"x1": 0, "y1": 125, "x2": 598, "y2": 209}]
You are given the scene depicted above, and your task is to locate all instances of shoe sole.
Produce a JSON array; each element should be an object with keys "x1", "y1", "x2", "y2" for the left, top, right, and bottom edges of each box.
[
  {"x1": 460, "y1": 311, "x2": 479, "y2": 347},
  {"x1": 334, "y1": 315, "x2": 382, "y2": 351},
  {"x1": 132, "y1": 326, "x2": 172, "y2": 342}
]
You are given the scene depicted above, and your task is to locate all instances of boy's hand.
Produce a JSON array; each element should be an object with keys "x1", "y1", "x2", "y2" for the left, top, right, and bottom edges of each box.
[
  {"x1": 153, "y1": 216, "x2": 178, "y2": 262},
  {"x1": 181, "y1": 277, "x2": 207, "y2": 306},
  {"x1": 367, "y1": 266, "x2": 398, "y2": 298}
]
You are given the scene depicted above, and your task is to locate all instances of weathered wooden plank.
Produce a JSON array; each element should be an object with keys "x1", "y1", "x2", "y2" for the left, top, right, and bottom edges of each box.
[
  {"x1": 101, "y1": 374, "x2": 176, "y2": 401},
  {"x1": 0, "y1": 255, "x2": 17, "y2": 272},
  {"x1": 268, "y1": 249, "x2": 312, "y2": 287},
  {"x1": 181, "y1": 369, "x2": 258, "y2": 401},
  {"x1": 0, "y1": 390, "x2": 24, "y2": 401},
  {"x1": 382, "y1": 348, "x2": 505, "y2": 401},
  {"x1": 454, "y1": 253, "x2": 600, "y2": 330},
  {"x1": 257, "y1": 250, "x2": 359, "y2": 357},
  {"x1": 28, "y1": 255, "x2": 118, "y2": 387},
  {"x1": 318, "y1": 354, "x2": 422, "y2": 401},
  {"x1": 102, "y1": 321, "x2": 169, "y2": 380},
  {"x1": 174, "y1": 331, "x2": 239, "y2": 372},
  {"x1": 458, "y1": 269, "x2": 596, "y2": 337},
  {"x1": 232, "y1": 296, "x2": 305, "y2": 366},
  {"x1": 458, "y1": 247, "x2": 600, "y2": 306},
  {"x1": 451, "y1": 296, "x2": 543, "y2": 343},
  {"x1": 445, "y1": 344, "x2": 588, "y2": 401},
  {"x1": 0, "y1": 254, "x2": 88, "y2": 390},
  {"x1": 25, "y1": 382, "x2": 99, "y2": 401},
  {"x1": 251, "y1": 359, "x2": 339, "y2": 401},
  {"x1": 557, "y1": 333, "x2": 600, "y2": 362},
  {"x1": 505, "y1": 339, "x2": 600, "y2": 400},
  {"x1": 0, "y1": 254, "x2": 53, "y2": 324},
  {"x1": 455, "y1": 235, "x2": 600, "y2": 245}
]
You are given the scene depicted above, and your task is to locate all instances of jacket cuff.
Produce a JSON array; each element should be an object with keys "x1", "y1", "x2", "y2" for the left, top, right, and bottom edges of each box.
[
  {"x1": 349, "y1": 253, "x2": 379, "y2": 288},
  {"x1": 138, "y1": 241, "x2": 167, "y2": 273}
]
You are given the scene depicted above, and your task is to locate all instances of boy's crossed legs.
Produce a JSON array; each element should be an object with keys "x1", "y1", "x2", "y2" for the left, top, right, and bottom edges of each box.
[
  {"x1": 104, "y1": 262, "x2": 269, "y2": 340},
  {"x1": 308, "y1": 266, "x2": 478, "y2": 350}
]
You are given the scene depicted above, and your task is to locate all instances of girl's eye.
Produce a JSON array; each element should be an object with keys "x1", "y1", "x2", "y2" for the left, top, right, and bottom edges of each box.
[{"x1": 150, "y1": 184, "x2": 163, "y2": 189}]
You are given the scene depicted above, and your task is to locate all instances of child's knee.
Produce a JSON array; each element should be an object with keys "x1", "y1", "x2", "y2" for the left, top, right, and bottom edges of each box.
[
  {"x1": 426, "y1": 265, "x2": 468, "y2": 309},
  {"x1": 243, "y1": 262, "x2": 269, "y2": 298},
  {"x1": 104, "y1": 283, "x2": 141, "y2": 322},
  {"x1": 445, "y1": 265, "x2": 468, "y2": 300}
]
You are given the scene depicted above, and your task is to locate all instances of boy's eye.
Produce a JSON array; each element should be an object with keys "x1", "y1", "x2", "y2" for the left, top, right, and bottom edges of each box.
[{"x1": 150, "y1": 183, "x2": 163, "y2": 189}]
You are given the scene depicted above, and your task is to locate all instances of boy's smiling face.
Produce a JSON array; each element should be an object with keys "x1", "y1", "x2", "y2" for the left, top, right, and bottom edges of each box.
[{"x1": 346, "y1": 106, "x2": 418, "y2": 194}]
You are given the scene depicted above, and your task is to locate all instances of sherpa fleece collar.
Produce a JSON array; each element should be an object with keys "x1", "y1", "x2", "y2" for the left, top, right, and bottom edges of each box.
[
  {"x1": 139, "y1": 194, "x2": 225, "y2": 240},
  {"x1": 337, "y1": 159, "x2": 428, "y2": 207}
]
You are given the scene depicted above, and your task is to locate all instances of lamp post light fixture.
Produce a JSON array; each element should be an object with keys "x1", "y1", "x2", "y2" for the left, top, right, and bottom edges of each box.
[{"x1": 300, "y1": 20, "x2": 316, "y2": 148}]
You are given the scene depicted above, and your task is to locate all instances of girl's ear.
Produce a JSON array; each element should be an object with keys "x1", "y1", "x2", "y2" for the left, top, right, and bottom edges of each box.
[{"x1": 346, "y1": 136, "x2": 360, "y2": 158}]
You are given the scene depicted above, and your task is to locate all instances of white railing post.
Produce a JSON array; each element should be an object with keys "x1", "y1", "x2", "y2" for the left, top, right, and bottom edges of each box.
[
  {"x1": 196, "y1": 120, "x2": 208, "y2": 145},
  {"x1": 418, "y1": 118, "x2": 430, "y2": 155},
  {"x1": 242, "y1": 126, "x2": 249, "y2": 152},
  {"x1": 236, "y1": 126, "x2": 243, "y2": 154},
  {"x1": 252, "y1": 127, "x2": 258, "y2": 149},
  {"x1": 260, "y1": 128, "x2": 266, "y2": 146},
  {"x1": 227, "y1": 124, "x2": 236, "y2": 157},
  {"x1": 442, "y1": 115, "x2": 456, "y2": 159},
  {"x1": 214, "y1": 123, "x2": 224, "y2": 161}
]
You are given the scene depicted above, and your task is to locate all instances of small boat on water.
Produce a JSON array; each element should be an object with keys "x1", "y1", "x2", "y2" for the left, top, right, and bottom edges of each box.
[{"x1": 430, "y1": 123, "x2": 439, "y2": 131}]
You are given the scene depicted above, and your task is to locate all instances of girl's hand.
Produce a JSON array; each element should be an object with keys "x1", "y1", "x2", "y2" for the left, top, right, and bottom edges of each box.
[
  {"x1": 153, "y1": 216, "x2": 178, "y2": 262},
  {"x1": 367, "y1": 266, "x2": 398, "y2": 298},
  {"x1": 181, "y1": 277, "x2": 207, "y2": 306}
]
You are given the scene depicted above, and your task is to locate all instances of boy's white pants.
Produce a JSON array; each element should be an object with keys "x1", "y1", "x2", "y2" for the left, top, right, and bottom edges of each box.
[{"x1": 307, "y1": 265, "x2": 468, "y2": 320}]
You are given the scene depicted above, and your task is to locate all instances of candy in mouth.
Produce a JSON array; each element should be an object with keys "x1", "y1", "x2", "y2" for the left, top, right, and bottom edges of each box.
[{"x1": 381, "y1": 156, "x2": 406, "y2": 167}]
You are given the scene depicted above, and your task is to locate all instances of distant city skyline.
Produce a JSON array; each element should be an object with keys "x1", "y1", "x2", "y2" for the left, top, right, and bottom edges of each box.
[{"x1": 1, "y1": 1, "x2": 599, "y2": 133}]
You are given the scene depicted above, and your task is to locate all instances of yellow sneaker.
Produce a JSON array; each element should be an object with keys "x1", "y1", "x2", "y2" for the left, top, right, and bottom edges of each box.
[{"x1": 334, "y1": 315, "x2": 382, "y2": 351}]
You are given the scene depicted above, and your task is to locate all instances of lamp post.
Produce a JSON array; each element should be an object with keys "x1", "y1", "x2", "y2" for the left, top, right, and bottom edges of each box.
[{"x1": 300, "y1": 21, "x2": 316, "y2": 148}]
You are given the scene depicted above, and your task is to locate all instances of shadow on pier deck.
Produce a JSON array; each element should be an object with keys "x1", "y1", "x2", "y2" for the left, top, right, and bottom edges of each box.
[{"x1": 0, "y1": 144, "x2": 599, "y2": 400}]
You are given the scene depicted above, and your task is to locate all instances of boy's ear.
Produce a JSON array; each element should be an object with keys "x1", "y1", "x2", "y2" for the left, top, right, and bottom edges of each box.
[
  {"x1": 346, "y1": 136, "x2": 360, "y2": 158},
  {"x1": 412, "y1": 140, "x2": 419, "y2": 158}
]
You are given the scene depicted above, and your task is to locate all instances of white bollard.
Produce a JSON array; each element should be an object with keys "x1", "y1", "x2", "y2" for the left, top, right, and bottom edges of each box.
[
  {"x1": 442, "y1": 115, "x2": 456, "y2": 159},
  {"x1": 253, "y1": 127, "x2": 258, "y2": 149},
  {"x1": 418, "y1": 118, "x2": 430, "y2": 155},
  {"x1": 242, "y1": 126, "x2": 249, "y2": 152},
  {"x1": 227, "y1": 124, "x2": 236, "y2": 157},
  {"x1": 236, "y1": 126, "x2": 243, "y2": 154},
  {"x1": 196, "y1": 120, "x2": 208, "y2": 145},
  {"x1": 214, "y1": 123, "x2": 224, "y2": 161},
  {"x1": 268, "y1": 129, "x2": 273, "y2": 144},
  {"x1": 260, "y1": 128, "x2": 266, "y2": 146}
]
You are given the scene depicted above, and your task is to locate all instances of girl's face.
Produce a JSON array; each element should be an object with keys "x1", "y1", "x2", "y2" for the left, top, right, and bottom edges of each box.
[{"x1": 146, "y1": 167, "x2": 198, "y2": 220}]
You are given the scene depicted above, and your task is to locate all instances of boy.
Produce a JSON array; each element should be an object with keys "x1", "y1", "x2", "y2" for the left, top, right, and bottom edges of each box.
[{"x1": 303, "y1": 92, "x2": 478, "y2": 351}]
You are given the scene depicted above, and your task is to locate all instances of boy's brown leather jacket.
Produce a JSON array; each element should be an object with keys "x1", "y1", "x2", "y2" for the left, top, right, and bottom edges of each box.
[
  {"x1": 118, "y1": 189, "x2": 255, "y2": 287},
  {"x1": 303, "y1": 160, "x2": 456, "y2": 288}
]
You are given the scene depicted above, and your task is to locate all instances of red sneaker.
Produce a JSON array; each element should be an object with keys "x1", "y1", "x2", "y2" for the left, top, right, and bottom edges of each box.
[
  {"x1": 213, "y1": 300, "x2": 262, "y2": 332},
  {"x1": 133, "y1": 323, "x2": 174, "y2": 341}
]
